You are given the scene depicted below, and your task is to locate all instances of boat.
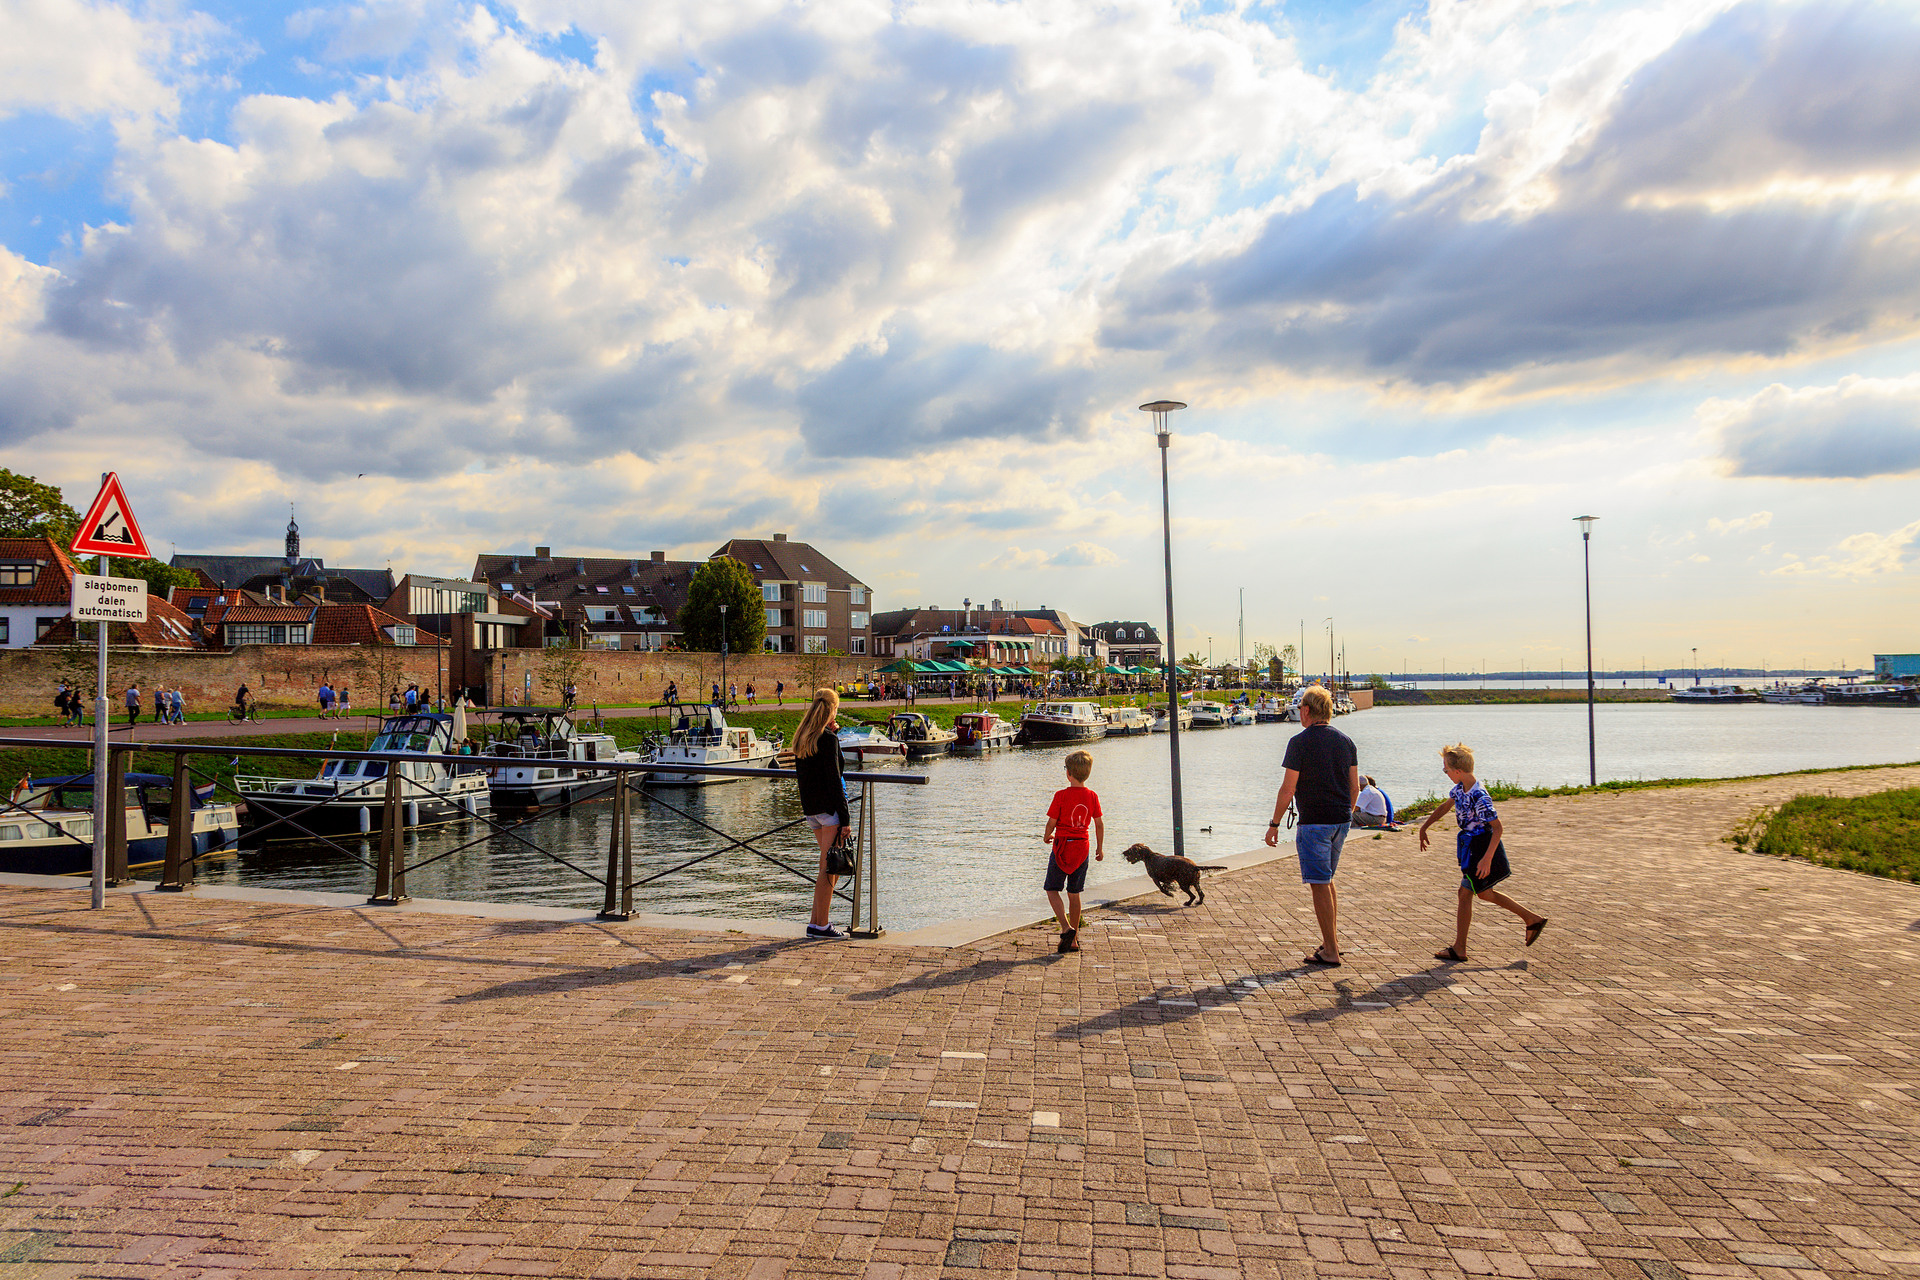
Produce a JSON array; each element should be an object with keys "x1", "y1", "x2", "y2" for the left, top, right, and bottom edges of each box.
[
  {"x1": 1225, "y1": 704, "x2": 1256, "y2": 726},
  {"x1": 237, "y1": 712, "x2": 490, "y2": 838},
  {"x1": 886, "y1": 712, "x2": 957, "y2": 758},
  {"x1": 1149, "y1": 704, "x2": 1194, "y2": 732},
  {"x1": 482, "y1": 707, "x2": 643, "y2": 808},
  {"x1": 1822, "y1": 682, "x2": 1916, "y2": 706},
  {"x1": 1189, "y1": 700, "x2": 1229, "y2": 728},
  {"x1": 1670, "y1": 685, "x2": 1756, "y2": 704},
  {"x1": 646, "y1": 703, "x2": 781, "y2": 785},
  {"x1": 1333, "y1": 692, "x2": 1357, "y2": 716},
  {"x1": 1016, "y1": 701, "x2": 1106, "y2": 744},
  {"x1": 1101, "y1": 706, "x2": 1153, "y2": 737},
  {"x1": 838, "y1": 724, "x2": 907, "y2": 765},
  {"x1": 1254, "y1": 696, "x2": 1288, "y2": 723},
  {"x1": 952, "y1": 710, "x2": 1018, "y2": 754},
  {"x1": 0, "y1": 773, "x2": 243, "y2": 875},
  {"x1": 1760, "y1": 679, "x2": 1826, "y2": 704}
]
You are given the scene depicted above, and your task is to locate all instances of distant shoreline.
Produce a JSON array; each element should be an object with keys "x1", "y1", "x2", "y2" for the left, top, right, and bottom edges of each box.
[{"x1": 1374, "y1": 687, "x2": 1671, "y2": 706}]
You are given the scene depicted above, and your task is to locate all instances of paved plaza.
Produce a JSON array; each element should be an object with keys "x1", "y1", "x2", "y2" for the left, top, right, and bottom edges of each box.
[{"x1": 1, "y1": 764, "x2": 1917, "y2": 1278}]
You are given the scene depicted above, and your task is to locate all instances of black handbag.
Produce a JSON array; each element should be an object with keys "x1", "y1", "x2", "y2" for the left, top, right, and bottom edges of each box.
[{"x1": 825, "y1": 804, "x2": 857, "y2": 876}]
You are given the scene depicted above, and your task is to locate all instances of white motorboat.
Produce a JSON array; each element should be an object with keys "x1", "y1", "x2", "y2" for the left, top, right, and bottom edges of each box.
[
  {"x1": 1, "y1": 772, "x2": 242, "y2": 874},
  {"x1": 1670, "y1": 685, "x2": 1756, "y2": 704},
  {"x1": 1333, "y1": 692, "x2": 1357, "y2": 715},
  {"x1": 1225, "y1": 704, "x2": 1256, "y2": 726},
  {"x1": 838, "y1": 724, "x2": 907, "y2": 765},
  {"x1": 483, "y1": 707, "x2": 643, "y2": 808},
  {"x1": 239, "y1": 713, "x2": 490, "y2": 838},
  {"x1": 1254, "y1": 696, "x2": 1289, "y2": 723},
  {"x1": 1016, "y1": 701, "x2": 1106, "y2": 744},
  {"x1": 886, "y1": 712, "x2": 957, "y2": 758},
  {"x1": 646, "y1": 703, "x2": 780, "y2": 785},
  {"x1": 1101, "y1": 706, "x2": 1153, "y2": 737},
  {"x1": 1189, "y1": 700, "x2": 1228, "y2": 728},
  {"x1": 952, "y1": 710, "x2": 1018, "y2": 754},
  {"x1": 1149, "y1": 705, "x2": 1194, "y2": 732}
]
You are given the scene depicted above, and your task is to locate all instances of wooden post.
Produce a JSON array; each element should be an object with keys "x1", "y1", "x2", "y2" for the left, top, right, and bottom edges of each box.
[
  {"x1": 104, "y1": 746, "x2": 129, "y2": 886},
  {"x1": 368, "y1": 766, "x2": 403, "y2": 904},
  {"x1": 158, "y1": 752, "x2": 192, "y2": 891},
  {"x1": 599, "y1": 773, "x2": 631, "y2": 921},
  {"x1": 850, "y1": 779, "x2": 882, "y2": 938}
]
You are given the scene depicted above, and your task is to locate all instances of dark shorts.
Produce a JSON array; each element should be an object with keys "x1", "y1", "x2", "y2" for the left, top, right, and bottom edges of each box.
[{"x1": 1043, "y1": 851, "x2": 1088, "y2": 894}]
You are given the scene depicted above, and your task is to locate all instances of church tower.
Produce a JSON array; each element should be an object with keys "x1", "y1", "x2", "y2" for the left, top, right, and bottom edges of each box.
[{"x1": 286, "y1": 511, "x2": 300, "y2": 566}]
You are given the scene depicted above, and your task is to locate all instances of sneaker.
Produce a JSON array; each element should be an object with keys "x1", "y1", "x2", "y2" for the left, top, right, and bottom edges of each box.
[{"x1": 805, "y1": 923, "x2": 844, "y2": 940}]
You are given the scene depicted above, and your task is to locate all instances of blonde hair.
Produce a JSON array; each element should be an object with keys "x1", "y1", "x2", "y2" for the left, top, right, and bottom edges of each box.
[
  {"x1": 793, "y1": 688, "x2": 840, "y2": 759},
  {"x1": 1064, "y1": 750, "x2": 1093, "y2": 781},
  {"x1": 1441, "y1": 742, "x2": 1474, "y2": 773},
  {"x1": 1300, "y1": 686, "x2": 1333, "y2": 722}
]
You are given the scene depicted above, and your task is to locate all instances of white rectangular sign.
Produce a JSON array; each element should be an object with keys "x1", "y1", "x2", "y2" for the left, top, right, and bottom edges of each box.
[{"x1": 72, "y1": 574, "x2": 148, "y2": 623}]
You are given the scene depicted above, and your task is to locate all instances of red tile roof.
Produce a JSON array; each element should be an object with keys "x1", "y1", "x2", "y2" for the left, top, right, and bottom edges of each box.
[
  {"x1": 311, "y1": 602, "x2": 445, "y2": 646},
  {"x1": 0, "y1": 537, "x2": 79, "y2": 606},
  {"x1": 216, "y1": 604, "x2": 317, "y2": 624}
]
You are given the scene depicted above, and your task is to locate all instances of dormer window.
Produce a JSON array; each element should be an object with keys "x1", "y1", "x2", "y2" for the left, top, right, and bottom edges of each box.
[{"x1": 0, "y1": 562, "x2": 38, "y2": 587}]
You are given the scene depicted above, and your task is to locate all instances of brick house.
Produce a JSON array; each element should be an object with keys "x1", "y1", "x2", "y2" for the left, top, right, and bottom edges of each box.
[
  {"x1": 0, "y1": 536, "x2": 79, "y2": 649},
  {"x1": 710, "y1": 535, "x2": 872, "y2": 655},
  {"x1": 470, "y1": 549, "x2": 696, "y2": 652},
  {"x1": 1085, "y1": 621, "x2": 1163, "y2": 668}
]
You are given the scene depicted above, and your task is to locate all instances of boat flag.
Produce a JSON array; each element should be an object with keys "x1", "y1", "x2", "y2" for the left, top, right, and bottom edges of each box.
[{"x1": 193, "y1": 782, "x2": 217, "y2": 805}]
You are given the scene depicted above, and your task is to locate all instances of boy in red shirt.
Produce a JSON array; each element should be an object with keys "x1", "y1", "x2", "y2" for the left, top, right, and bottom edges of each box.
[{"x1": 1042, "y1": 750, "x2": 1104, "y2": 953}]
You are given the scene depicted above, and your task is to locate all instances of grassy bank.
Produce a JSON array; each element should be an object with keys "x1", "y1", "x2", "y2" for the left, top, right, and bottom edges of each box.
[
  {"x1": 1726, "y1": 787, "x2": 1920, "y2": 883},
  {"x1": 1374, "y1": 688, "x2": 1670, "y2": 706},
  {"x1": 1393, "y1": 759, "x2": 1920, "y2": 823},
  {"x1": 0, "y1": 730, "x2": 364, "y2": 796}
]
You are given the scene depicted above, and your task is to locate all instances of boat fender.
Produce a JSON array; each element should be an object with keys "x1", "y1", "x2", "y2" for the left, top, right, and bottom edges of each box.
[
  {"x1": 404, "y1": 801, "x2": 418, "y2": 827},
  {"x1": 358, "y1": 806, "x2": 371, "y2": 834}
]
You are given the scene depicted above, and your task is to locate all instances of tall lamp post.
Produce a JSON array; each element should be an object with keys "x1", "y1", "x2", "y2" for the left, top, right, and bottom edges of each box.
[
  {"x1": 1142, "y1": 399, "x2": 1188, "y2": 858},
  {"x1": 1575, "y1": 516, "x2": 1599, "y2": 786},
  {"x1": 719, "y1": 603, "x2": 729, "y2": 706}
]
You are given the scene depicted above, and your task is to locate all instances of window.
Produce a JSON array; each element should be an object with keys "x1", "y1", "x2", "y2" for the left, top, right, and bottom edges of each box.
[
  {"x1": 851, "y1": 585, "x2": 866, "y2": 605},
  {"x1": 387, "y1": 625, "x2": 416, "y2": 646},
  {"x1": 850, "y1": 612, "x2": 868, "y2": 630},
  {"x1": 762, "y1": 581, "x2": 780, "y2": 602},
  {"x1": 803, "y1": 609, "x2": 827, "y2": 629},
  {"x1": 764, "y1": 636, "x2": 780, "y2": 652},
  {"x1": 804, "y1": 635, "x2": 828, "y2": 653},
  {"x1": 0, "y1": 563, "x2": 37, "y2": 587},
  {"x1": 850, "y1": 637, "x2": 866, "y2": 654},
  {"x1": 227, "y1": 624, "x2": 273, "y2": 645},
  {"x1": 596, "y1": 585, "x2": 609, "y2": 594},
  {"x1": 500, "y1": 583, "x2": 514, "y2": 594},
  {"x1": 0, "y1": 618, "x2": 8, "y2": 644},
  {"x1": 765, "y1": 607, "x2": 781, "y2": 629},
  {"x1": 622, "y1": 585, "x2": 636, "y2": 595},
  {"x1": 800, "y1": 563, "x2": 812, "y2": 573},
  {"x1": 802, "y1": 582, "x2": 827, "y2": 603},
  {"x1": 36, "y1": 617, "x2": 60, "y2": 640}
]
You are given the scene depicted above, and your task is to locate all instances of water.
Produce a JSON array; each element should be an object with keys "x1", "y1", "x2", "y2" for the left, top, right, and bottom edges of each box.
[{"x1": 194, "y1": 703, "x2": 1919, "y2": 930}]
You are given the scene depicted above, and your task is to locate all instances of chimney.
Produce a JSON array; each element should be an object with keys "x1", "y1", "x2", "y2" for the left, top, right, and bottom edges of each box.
[
  {"x1": 651, "y1": 550, "x2": 665, "y2": 562},
  {"x1": 992, "y1": 598, "x2": 1002, "y2": 611},
  {"x1": 315, "y1": 581, "x2": 326, "y2": 603},
  {"x1": 510, "y1": 556, "x2": 521, "y2": 573},
  {"x1": 772, "y1": 533, "x2": 788, "y2": 542},
  {"x1": 574, "y1": 558, "x2": 586, "y2": 575},
  {"x1": 535, "y1": 546, "x2": 551, "y2": 559},
  {"x1": 628, "y1": 559, "x2": 640, "y2": 577}
]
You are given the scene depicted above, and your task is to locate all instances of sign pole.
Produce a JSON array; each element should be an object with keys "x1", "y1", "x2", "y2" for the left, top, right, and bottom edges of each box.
[{"x1": 92, "y1": 551, "x2": 109, "y2": 909}]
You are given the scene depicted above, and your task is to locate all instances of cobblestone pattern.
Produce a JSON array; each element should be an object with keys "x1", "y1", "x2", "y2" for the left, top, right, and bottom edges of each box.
[{"x1": 1, "y1": 765, "x2": 1916, "y2": 1278}]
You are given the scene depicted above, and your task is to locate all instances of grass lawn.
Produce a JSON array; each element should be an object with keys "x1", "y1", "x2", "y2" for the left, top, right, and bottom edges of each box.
[{"x1": 1728, "y1": 786, "x2": 1920, "y2": 883}]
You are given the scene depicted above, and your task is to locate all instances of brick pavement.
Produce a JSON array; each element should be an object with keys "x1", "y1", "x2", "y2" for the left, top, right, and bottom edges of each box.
[{"x1": 1, "y1": 764, "x2": 1916, "y2": 1279}]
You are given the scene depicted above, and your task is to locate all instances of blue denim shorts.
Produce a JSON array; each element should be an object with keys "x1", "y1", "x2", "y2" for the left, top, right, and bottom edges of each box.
[{"x1": 1295, "y1": 823, "x2": 1349, "y2": 885}]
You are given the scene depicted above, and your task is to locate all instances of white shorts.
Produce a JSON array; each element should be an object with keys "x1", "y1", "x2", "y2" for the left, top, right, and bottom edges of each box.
[{"x1": 804, "y1": 813, "x2": 840, "y2": 829}]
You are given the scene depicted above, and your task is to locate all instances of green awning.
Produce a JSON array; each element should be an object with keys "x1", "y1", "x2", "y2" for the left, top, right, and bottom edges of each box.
[
  {"x1": 941, "y1": 638, "x2": 978, "y2": 648},
  {"x1": 1104, "y1": 664, "x2": 1127, "y2": 674},
  {"x1": 876, "y1": 660, "x2": 917, "y2": 674}
]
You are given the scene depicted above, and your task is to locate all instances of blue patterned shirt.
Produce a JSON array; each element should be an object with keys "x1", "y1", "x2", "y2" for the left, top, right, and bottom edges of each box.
[{"x1": 1449, "y1": 782, "x2": 1498, "y2": 833}]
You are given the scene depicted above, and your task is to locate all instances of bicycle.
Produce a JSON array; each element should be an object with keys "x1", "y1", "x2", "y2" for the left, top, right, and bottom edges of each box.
[{"x1": 226, "y1": 701, "x2": 261, "y2": 725}]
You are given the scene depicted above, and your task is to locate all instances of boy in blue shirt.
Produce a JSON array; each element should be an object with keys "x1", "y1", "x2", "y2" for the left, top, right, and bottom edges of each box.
[{"x1": 1417, "y1": 742, "x2": 1548, "y2": 962}]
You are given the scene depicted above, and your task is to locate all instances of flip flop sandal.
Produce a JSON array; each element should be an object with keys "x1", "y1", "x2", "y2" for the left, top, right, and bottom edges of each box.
[
  {"x1": 1525, "y1": 919, "x2": 1548, "y2": 947},
  {"x1": 1303, "y1": 949, "x2": 1341, "y2": 967},
  {"x1": 1434, "y1": 946, "x2": 1468, "y2": 962},
  {"x1": 1057, "y1": 929, "x2": 1077, "y2": 954}
]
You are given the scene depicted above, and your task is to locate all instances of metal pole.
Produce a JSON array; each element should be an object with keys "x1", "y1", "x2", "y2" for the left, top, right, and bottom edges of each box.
[
  {"x1": 1159, "y1": 434, "x2": 1185, "y2": 859},
  {"x1": 91, "y1": 551, "x2": 109, "y2": 909},
  {"x1": 105, "y1": 745, "x2": 128, "y2": 885},
  {"x1": 159, "y1": 751, "x2": 192, "y2": 891},
  {"x1": 1584, "y1": 529, "x2": 1597, "y2": 786}
]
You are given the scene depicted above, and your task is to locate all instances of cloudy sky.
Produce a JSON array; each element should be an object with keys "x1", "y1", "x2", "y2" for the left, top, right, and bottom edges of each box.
[{"x1": 3, "y1": 0, "x2": 1916, "y2": 675}]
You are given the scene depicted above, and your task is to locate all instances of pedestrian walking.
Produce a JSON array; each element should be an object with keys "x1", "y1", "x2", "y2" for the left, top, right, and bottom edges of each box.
[
  {"x1": 746, "y1": 683, "x2": 756, "y2": 705},
  {"x1": 389, "y1": 685, "x2": 402, "y2": 713},
  {"x1": 170, "y1": 686, "x2": 185, "y2": 725},
  {"x1": 729, "y1": 681, "x2": 738, "y2": 706},
  {"x1": 792, "y1": 688, "x2": 850, "y2": 940},
  {"x1": 1261, "y1": 686, "x2": 1358, "y2": 967},
  {"x1": 1419, "y1": 743, "x2": 1548, "y2": 961},
  {"x1": 1041, "y1": 750, "x2": 1104, "y2": 953},
  {"x1": 711, "y1": 681, "x2": 721, "y2": 705},
  {"x1": 318, "y1": 681, "x2": 334, "y2": 719},
  {"x1": 124, "y1": 682, "x2": 141, "y2": 728},
  {"x1": 775, "y1": 680, "x2": 784, "y2": 704},
  {"x1": 336, "y1": 686, "x2": 350, "y2": 718}
]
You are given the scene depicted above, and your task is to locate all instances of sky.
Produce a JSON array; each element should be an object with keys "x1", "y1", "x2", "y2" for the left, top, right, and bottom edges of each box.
[{"x1": 2, "y1": 0, "x2": 1916, "y2": 677}]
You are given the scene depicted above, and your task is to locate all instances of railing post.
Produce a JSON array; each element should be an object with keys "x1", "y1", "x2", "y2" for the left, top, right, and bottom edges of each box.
[
  {"x1": 104, "y1": 746, "x2": 129, "y2": 886},
  {"x1": 368, "y1": 766, "x2": 403, "y2": 905},
  {"x1": 850, "y1": 778, "x2": 882, "y2": 938},
  {"x1": 599, "y1": 772, "x2": 630, "y2": 921},
  {"x1": 158, "y1": 751, "x2": 192, "y2": 891}
]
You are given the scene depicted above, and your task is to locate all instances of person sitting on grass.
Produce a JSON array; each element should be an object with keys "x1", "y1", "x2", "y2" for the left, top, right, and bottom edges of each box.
[{"x1": 1417, "y1": 743, "x2": 1548, "y2": 962}]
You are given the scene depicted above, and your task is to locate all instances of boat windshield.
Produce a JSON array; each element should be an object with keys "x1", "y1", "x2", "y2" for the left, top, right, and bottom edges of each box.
[{"x1": 368, "y1": 715, "x2": 448, "y2": 753}]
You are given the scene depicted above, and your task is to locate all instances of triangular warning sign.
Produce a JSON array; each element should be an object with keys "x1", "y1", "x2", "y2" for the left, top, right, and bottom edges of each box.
[{"x1": 70, "y1": 472, "x2": 152, "y2": 560}]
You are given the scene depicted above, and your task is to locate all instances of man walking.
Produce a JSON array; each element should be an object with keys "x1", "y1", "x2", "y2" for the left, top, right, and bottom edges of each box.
[{"x1": 1262, "y1": 686, "x2": 1359, "y2": 967}]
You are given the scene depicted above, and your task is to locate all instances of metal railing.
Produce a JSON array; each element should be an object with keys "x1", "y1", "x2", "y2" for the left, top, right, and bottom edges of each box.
[{"x1": 0, "y1": 736, "x2": 923, "y2": 937}]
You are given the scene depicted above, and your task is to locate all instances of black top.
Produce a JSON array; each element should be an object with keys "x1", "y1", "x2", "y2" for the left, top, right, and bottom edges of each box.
[
  {"x1": 1282, "y1": 723, "x2": 1359, "y2": 825},
  {"x1": 794, "y1": 727, "x2": 847, "y2": 819}
]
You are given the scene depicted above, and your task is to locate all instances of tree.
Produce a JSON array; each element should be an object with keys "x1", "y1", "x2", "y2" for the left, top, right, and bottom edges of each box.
[
  {"x1": 0, "y1": 469, "x2": 82, "y2": 544},
  {"x1": 677, "y1": 557, "x2": 767, "y2": 654},
  {"x1": 1279, "y1": 644, "x2": 1298, "y2": 681},
  {"x1": 540, "y1": 640, "x2": 591, "y2": 704}
]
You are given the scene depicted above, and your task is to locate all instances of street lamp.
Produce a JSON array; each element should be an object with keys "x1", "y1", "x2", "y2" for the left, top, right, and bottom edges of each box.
[
  {"x1": 719, "y1": 603, "x2": 729, "y2": 706},
  {"x1": 1574, "y1": 516, "x2": 1598, "y2": 786},
  {"x1": 1142, "y1": 399, "x2": 1188, "y2": 859}
]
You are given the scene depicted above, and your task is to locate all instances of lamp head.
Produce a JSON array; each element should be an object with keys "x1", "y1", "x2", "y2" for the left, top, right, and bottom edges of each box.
[
  {"x1": 1138, "y1": 399, "x2": 1186, "y2": 443},
  {"x1": 1574, "y1": 514, "x2": 1598, "y2": 535}
]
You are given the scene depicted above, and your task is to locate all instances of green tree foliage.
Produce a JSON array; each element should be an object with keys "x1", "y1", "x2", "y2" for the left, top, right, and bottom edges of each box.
[
  {"x1": 0, "y1": 469, "x2": 82, "y2": 544},
  {"x1": 678, "y1": 557, "x2": 767, "y2": 653},
  {"x1": 1279, "y1": 644, "x2": 1298, "y2": 680}
]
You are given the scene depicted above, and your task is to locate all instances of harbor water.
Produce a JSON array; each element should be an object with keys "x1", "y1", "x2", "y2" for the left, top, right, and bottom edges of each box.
[{"x1": 193, "y1": 702, "x2": 1919, "y2": 931}]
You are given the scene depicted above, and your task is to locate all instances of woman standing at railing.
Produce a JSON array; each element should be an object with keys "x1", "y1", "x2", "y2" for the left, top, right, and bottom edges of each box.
[{"x1": 793, "y1": 687, "x2": 850, "y2": 940}]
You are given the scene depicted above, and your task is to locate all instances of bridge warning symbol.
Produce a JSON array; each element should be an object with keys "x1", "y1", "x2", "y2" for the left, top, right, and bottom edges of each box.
[{"x1": 69, "y1": 472, "x2": 152, "y2": 560}]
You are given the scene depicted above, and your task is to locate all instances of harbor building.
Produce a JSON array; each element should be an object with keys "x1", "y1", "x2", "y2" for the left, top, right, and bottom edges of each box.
[
  {"x1": 1874, "y1": 653, "x2": 1920, "y2": 679},
  {"x1": 1084, "y1": 621, "x2": 1164, "y2": 668}
]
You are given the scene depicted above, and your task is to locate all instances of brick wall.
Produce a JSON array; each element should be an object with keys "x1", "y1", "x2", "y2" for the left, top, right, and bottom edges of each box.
[{"x1": 0, "y1": 645, "x2": 880, "y2": 715}]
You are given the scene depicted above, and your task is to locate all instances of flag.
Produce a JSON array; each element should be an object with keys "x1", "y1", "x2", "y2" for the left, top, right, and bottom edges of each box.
[{"x1": 193, "y1": 782, "x2": 217, "y2": 805}]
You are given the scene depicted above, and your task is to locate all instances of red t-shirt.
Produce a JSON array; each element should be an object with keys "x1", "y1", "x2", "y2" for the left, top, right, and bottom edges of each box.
[{"x1": 1047, "y1": 786, "x2": 1102, "y2": 873}]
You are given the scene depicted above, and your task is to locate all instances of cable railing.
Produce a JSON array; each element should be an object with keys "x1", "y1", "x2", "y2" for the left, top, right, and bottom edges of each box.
[{"x1": 0, "y1": 736, "x2": 924, "y2": 937}]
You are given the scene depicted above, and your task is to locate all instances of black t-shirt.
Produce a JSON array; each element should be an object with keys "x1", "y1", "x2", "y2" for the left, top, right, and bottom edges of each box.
[{"x1": 1282, "y1": 723, "x2": 1359, "y2": 825}]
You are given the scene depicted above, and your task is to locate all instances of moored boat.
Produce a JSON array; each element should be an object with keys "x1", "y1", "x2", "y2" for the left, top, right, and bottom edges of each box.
[
  {"x1": 1101, "y1": 706, "x2": 1153, "y2": 737},
  {"x1": 887, "y1": 712, "x2": 958, "y2": 758},
  {"x1": 483, "y1": 707, "x2": 643, "y2": 808},
  {"x1": 1149, "y1": 705, "x2": 1194, "y2": 732},
  {"x1": 1, "y1": 773, "x2": 242, "y2": 875},
  {"x1": 238, "y1": 713, "x2": 489, "y2": 838},
  {"x1": 838, "y1": 724, "x2": 908, "y2": 765},
  {"x1": 1189, "y1": 700, "x2": 1228, "y2": 728},
  {"x1": 1017, "y1": 701, "x2": 1106, "y2": 744},
  {"x1": 1670, "y1": 685, "x2": 1756, "y2": 704},
  {"x1": 646, "y1": 703, "x2": 780, "y2": 785},
  {"x1": 1254, "y1": 696, "x2": 1288, "y2": 723},
  {"x1": 953, "y1": 710, "x2": 1018, "y2": 754},
  {"x1": 1225, "y1": 704, "x2": 1256, "y2": 726}
]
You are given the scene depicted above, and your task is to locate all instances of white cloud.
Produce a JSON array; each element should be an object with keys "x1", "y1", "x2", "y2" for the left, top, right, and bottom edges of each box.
[
  {"x1": 980, "y1": 541, "x2": 1119, "y2": 572},
  {"x1": 0, "y1": 0, "x2": 206, "y2": 121},
  {"x1": 1707, "y1": 511, "x2": 1772, "y2": 534},
  {"x1": 1701, "y1": 373, "x2": 1920, "y2": 479},
  {"x1": 1774, "y1": 518, "x2": 1920, "y2": 579}
]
